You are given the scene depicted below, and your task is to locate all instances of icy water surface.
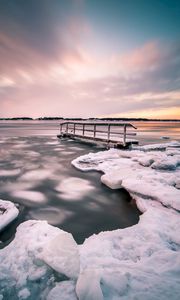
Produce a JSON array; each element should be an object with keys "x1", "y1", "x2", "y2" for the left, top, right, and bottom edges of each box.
[
  {"x1": 1, "y1": 120, "x2": 179, "y2": 246},
  {"x1": 0, "y1": 134, "x2": 140, "y2": 246}
]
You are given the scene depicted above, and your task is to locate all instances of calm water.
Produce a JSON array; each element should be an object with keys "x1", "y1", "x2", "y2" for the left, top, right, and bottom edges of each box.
[
  {"x1": 0, "y1": 120, "x2": 179, "y2": 246},
  {"x1": 0, "y1": 120, "x2": 179, "y2": 143},
  {"x1": 0, "y1": 122, "x2": 141, "y2": 246},
  {"x1": 133, "y1": 121, "x2": 180, "y2": 144}
]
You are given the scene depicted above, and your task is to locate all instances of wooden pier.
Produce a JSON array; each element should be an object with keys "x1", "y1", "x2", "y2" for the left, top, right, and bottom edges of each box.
[{"x1": 57, "y1": 121, "x2": 138, "y2": 148}]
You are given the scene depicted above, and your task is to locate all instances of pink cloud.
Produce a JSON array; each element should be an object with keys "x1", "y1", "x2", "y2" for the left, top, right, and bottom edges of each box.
[{"x1": 120, "y1": 42, "x2": 162, "y2": 72}]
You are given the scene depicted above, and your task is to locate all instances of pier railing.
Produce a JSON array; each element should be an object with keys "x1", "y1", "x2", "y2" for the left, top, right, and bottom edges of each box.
[{"x1": 59, "y1": 121, "x2": 137, "y2": 147}]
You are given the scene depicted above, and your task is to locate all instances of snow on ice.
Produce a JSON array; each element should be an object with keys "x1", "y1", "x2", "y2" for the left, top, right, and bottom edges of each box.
[
  {"x1": 40, "y1": 233, "x2": 80, "y2": 279},
  {"x1": 0, "y1": 220, "x2": 78, "y2": 299},
  {"x1": 0, "y1": 141, "x2": 180, "y2": 299},
  {"x1": 0, "y1": 199, "x2": 19, "y2": 231},
  {"x1": 72, "y1": 141, "x2": 180, "y2": 211}
]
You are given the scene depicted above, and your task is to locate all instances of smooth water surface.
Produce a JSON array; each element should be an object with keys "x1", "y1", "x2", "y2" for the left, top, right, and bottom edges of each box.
[
  {"x1": 133, "y1": 121, "x2": 180, "y2": 144},
  {"x1": 0, "y1": 131, "x2": 140, "y2": 246}
]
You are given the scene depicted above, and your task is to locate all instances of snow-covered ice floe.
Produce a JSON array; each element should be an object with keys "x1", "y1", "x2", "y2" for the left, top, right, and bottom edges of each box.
[
  {"x1": 0, "y1": 141, "x2": 180, "y2": 299},
  {"x1": 72, "y1": 140, "x2": 180, "y2": 211},
  {"x1": 0, "y1": 220, "x2": 79, "y2": 299},
  {"x1": 72, "y1": 140, "x2": 180, "y2": 299},
  {"x1": 0, "y1": 199, "x2": 19, "y2": 231}
]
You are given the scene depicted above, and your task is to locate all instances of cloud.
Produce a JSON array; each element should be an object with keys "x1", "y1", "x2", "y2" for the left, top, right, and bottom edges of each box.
[
  {"x1": 0, "y1": 0, "x2": 179, "y2": 119},
  {"x1": 119, "y1": 42, "x2": 162, "y2": 72},
  {"x1": 0, "y1": 0, "x2": 86, "y2": 79}
]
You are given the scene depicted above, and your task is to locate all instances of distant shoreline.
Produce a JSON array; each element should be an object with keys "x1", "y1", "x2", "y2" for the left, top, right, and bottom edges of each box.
[{"x1": 0, "y1": 117, "x2": 180, "y2": 122}]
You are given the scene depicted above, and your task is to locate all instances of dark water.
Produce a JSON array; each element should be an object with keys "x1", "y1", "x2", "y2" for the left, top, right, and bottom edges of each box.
[{"x1": 0, "y1": 131, "x2": 140, "y2": 246}]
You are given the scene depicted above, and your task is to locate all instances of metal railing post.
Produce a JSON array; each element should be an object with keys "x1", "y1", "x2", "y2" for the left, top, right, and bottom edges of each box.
[
  {"x1": 66, "y1": 123, "x2": 69, "y2": 133},
  {"x1": 73, "y1": 123, "x2": 76, "y2": 134},
  {"x1": 83, "y1": 124, "x2": 85, "y2": 136},
  {"x1": 123, "y1": 124, "x2": 127, "y2": 146}
]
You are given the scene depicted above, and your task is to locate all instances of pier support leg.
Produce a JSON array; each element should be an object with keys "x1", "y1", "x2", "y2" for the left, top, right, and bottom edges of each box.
[
  {"x1": 107, "y1": 124, "x2": 111, "y2": 141},
  {"x1": 94, "y1": 125, "x2": 96, "y2": 138}
]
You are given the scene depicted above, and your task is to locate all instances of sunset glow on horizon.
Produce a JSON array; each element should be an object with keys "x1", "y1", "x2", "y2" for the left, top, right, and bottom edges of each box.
[{"x1": 0, "y1": 0, "x2": 180, "y2": 119}]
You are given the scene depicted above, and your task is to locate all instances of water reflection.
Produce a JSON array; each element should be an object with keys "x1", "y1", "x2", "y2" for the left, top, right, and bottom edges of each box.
[{"x1": 133, "y1": 121, "x2": 180, "y2": 144}]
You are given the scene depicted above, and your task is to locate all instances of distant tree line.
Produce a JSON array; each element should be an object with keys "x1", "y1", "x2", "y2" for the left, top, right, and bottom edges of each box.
[
  {"x1": 0, "y1": 117, "x2": 33, "y2": 120},
  {"x1": 0, "y1": 117, "x2": 179, "y2": 122}
]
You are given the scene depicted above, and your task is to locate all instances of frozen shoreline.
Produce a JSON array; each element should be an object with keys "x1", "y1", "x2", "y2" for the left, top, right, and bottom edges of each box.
[{"x1": 0, "y1": 141, "x2": 180, "y2": 299}]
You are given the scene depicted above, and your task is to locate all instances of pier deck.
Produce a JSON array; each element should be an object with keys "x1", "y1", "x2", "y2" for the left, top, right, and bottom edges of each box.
[{"x1": 57, "y1": 121, "x2": 138, "y2": 148}]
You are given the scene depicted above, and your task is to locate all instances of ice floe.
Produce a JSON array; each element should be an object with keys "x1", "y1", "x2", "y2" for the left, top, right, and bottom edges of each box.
[
  {"x1": 0, "y1": 199, "x2": 19, "y2": 231},
  {"x1": 20, "y1": 169, "x2": 52, "y2": 181},
  {"x1": 28, "y1": 206, "x2": 73, "y2": 225},
  {"x1": 0, "y1": 220, "x2": 79, "y2": 299},
  {"x1": 78, "y1": 206, "x2": 180, "y2": 300},
  {"x1": 132, "y1": 140, "x2": 180, "y2": 151},
  {"x1": 56, "y1": 177, "x2": 94, "y2": 200},
  {"x1": 11, "y1": 190, "x2": 46, "y2": 204},
  {"x1": 72, "y1": 141, "x2": 180, "y2": 298},
  {"x1": 72, "y1": 141, "x2": 180, "y2": 211},
  {"x1": 0, "y1": 168, "x2": 21, "y2": 177}
]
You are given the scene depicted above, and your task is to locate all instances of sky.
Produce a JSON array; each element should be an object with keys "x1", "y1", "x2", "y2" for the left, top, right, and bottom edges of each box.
[{"x1": 0, "y1": 0, "x2": 180, "y2": 119}]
